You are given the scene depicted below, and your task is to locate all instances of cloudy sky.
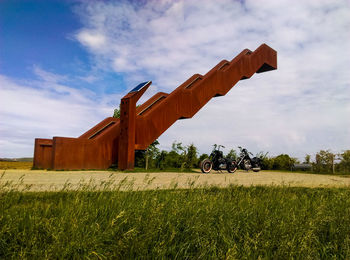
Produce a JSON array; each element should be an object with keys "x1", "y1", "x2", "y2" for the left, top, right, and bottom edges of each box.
[{"x1": 0, "y1": 0, "x2": 349, "y2": 160}]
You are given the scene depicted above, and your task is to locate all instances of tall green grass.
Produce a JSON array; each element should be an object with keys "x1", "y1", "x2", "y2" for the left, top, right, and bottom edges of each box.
[{"x1": 1, "y1": 183, "x2": 350, "y2": 258}]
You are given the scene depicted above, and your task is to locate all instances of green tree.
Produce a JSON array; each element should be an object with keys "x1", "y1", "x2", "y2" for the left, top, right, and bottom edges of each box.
[
  {"x1": 164, "y1": 150, "x2": 182, "y2": 168},
  {"x1": 113, "y1": 104, "x2": 140, "y2": 118},
  {"x1": 184, "y1": 144, "x2": 198, "y2": 169},
  {"x1": 172, "y1": 142, "x2": 185, "y2": 155},
  {"x1": 156, "y1": 150, "x2": 168, "y2": 170},
  {"x1": 256, "y1": 151, "x2": 270, "y2": 170},
  {"x1": 226, "y1": 149, "x2": 237, "y2": 161},
  {"x1": 113, "y1": 107, "x2": 120, "y2": 118},
  {"x1": 168, "y1": 141, "x2": 186, "y2": 168},
  {"x1": 159, "y1": 142, "x2": 199, "y2": 170},
  {"x1": 313, "y1": 150, "x2": 334, "y2": 174},
  {"x1": 338, "y1": 150, "x2": 350, "y2": 174},
  {"x1": 273, "y1": 154, "x2": 295, "y2": 170},
  {"x1": 145, "y1": 140, "x2": 160, "y2": 170},
  {"x1": 304, "y1": 154, "x2": 311, "y2": 164},
  {"x1": 198, "y1": 153, "x2": 209, "y2": 167}
]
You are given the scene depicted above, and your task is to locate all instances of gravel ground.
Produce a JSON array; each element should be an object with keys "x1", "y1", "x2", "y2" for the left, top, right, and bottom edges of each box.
[{"x1": 1, "y1": 169, "x2": 350, "y2": 191}]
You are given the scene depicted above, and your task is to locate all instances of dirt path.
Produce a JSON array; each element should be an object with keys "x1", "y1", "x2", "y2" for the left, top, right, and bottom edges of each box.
[{"x1": 1, "y1": 169, "x2": 350, "y2": 191}]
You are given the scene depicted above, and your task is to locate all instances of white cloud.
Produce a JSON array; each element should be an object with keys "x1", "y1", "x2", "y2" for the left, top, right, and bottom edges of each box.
[
  {"x1": 0, "y1": 73, "x2": 119, "y2": 157},
  {"x1": 76, "y1": 30, "x2": 106, "y2": 50}
]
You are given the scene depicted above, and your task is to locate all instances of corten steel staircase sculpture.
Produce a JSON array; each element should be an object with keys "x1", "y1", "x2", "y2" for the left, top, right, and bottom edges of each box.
[{"x1": 33, "y1": 44, "x2": 277, "y2": 170}]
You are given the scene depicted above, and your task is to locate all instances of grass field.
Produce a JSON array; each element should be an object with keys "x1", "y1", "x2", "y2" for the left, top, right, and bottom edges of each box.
[{"x1": 1, "y1": 183, "x2": 350, "y2": 258}]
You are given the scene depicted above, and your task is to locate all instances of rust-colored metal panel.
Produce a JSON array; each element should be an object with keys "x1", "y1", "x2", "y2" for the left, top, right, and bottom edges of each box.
[
  {"x1": 33, "y1": 138, "x2": 53, "y2": 169},
  {"x1": 33, "y1": 44, "x2": 277, "y2": 170}
]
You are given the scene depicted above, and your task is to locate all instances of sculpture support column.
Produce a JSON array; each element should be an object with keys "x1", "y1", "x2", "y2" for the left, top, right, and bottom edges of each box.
[
  {"x1": 118, "y1": 81, "x2": 152, "y2": 170},
  {"x1": 118, "y1": 96, "x2": 136, "y2": 170}
]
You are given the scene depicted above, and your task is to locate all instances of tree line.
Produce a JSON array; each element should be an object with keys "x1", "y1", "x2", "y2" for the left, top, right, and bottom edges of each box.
[{"x1": 133, "y1": 141, "x2": 350, "y2": 174}]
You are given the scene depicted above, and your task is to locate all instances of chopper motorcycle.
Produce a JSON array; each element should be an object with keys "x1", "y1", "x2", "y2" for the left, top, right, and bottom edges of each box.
[
  {"x1": 200, "y1": 145, "x2": 237, "y2": 173},
  {"x1": 235, "y1": 146, "x2": 261, "y2": 172}
]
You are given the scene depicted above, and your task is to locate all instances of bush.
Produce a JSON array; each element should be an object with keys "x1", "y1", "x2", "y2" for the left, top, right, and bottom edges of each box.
[{"x1": 272, "y1": 154, "x2": 295, "y2": 170}]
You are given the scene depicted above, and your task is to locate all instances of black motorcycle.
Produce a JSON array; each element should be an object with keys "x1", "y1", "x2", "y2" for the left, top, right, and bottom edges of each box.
[
  {"x1": 200, "y1": 145, "x2": 237, "y2": 173},
  {"x1": 235, "y1": 146, "x2": 261, "y2": 172}
]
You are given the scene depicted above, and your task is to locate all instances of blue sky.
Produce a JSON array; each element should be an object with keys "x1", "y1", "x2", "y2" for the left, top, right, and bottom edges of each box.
[
  {"x1": 0, "y1": 0, "x2": 125, "y2": 94},
  {"x1": 0, "y1": 0, "x2": 349, "y2": 159},
  {"x1": 1, "y1": 1, "x2": 85, "y2": 78}
]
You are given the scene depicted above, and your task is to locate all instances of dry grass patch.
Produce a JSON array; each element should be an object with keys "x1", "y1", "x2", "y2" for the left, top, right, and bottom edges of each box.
[{"x1": 0, "y1": 161, "x2": 33, "y2": 170}]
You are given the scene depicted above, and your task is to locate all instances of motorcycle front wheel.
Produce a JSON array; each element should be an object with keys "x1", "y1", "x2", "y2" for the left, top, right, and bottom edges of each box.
[
  {"x1": 200, "y1": 159, "x2": 213, "y2": 173},
  {"x1": 227, "y1": 161, "x2": 238, "y2": 173}
]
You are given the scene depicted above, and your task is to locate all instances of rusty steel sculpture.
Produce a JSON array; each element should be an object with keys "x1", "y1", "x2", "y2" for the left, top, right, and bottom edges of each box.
[{"x1": 34, "y1": 44, "x2": 277, "y2": 170}]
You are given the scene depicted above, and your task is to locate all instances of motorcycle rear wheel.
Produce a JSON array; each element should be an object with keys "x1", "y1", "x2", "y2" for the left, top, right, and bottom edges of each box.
[
  {"x1": 200, "y1": 159, "x2": 213, "y2": 173},
  {"x1": 227, "y1": 162, "x2": 238, "y2": 173}
]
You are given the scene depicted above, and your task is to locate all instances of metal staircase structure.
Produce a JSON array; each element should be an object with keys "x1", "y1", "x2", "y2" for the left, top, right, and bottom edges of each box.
[{"x1": 33, "y1": 43, "x2": 277, "y2": 170}]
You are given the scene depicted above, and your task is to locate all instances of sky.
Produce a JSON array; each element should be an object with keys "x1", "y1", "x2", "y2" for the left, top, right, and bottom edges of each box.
[{"x1": 0, "y1": 0, "x2": 349, "y2": 160}]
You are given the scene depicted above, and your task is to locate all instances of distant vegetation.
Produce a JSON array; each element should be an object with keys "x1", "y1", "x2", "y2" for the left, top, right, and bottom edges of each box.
[
  {"x1": 0, "y1": 157, "x2": 32, "y2": 162},
  {"x1": 134, "y1": 141, "x2": 350, "y2": 175},
  {"x1": 1, "y1": 184, "x2": 350, "y2": 258},
  {"x1": 1, "y1": 143, "x2": 349, "y2": 174}
]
